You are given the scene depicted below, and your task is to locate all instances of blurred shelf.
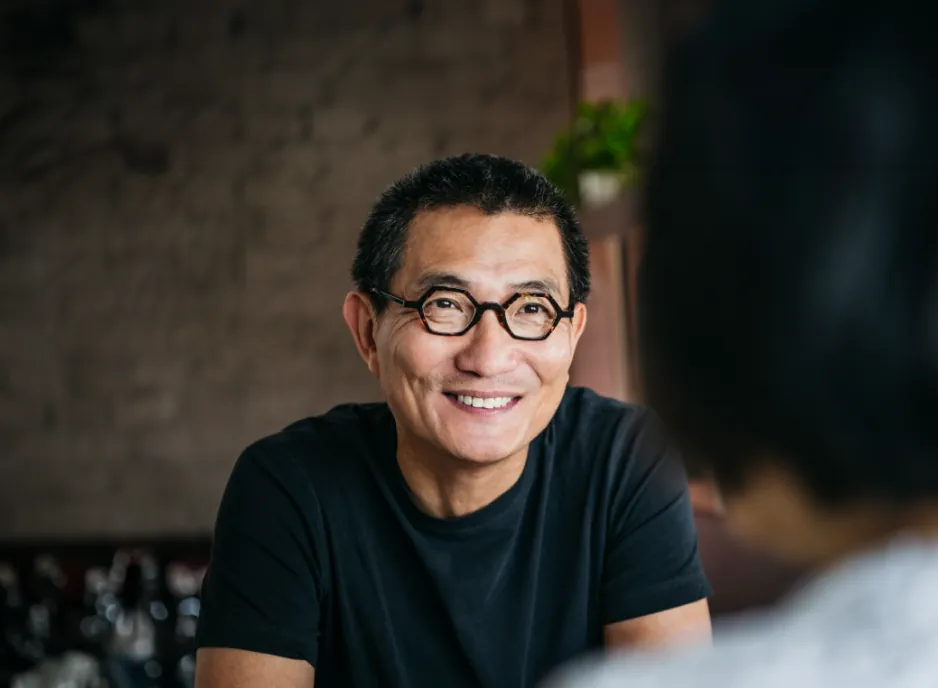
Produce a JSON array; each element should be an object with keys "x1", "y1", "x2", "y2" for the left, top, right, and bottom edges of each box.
[{"x1": 0, "y1": 534, "x2": 213, "y2": 565}]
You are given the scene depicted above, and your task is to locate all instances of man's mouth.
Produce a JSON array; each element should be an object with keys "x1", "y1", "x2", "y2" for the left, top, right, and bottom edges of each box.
[{"x1": 443, "y1": 392, "x2": 522, "y2": 412}]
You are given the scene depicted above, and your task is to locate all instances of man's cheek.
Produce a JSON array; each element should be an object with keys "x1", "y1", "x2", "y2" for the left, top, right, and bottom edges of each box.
[{"x1": 530, "y1": 345, "x2": 572, "y2": 377}]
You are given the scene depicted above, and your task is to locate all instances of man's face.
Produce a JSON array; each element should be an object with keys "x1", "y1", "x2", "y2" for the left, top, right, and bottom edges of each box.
[{"x1": 370, "y1": 206, "x2": 587, "y2": 465}]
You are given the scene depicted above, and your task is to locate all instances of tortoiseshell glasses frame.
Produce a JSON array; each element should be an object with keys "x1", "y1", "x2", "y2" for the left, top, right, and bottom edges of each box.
[{"x1": 369, "y1": 285, "x2": 575, "y2": 341}]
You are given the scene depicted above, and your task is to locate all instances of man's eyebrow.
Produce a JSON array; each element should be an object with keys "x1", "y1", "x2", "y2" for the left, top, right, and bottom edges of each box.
[
  {"x1": 413, "y1": 272, "x2": 471, "y2": 293},
  {"x1": 511, "y1": 278, "x2": 562, "y2": 295},
  {"x1": 412, "y1": 273, "x2": 563, "y2": 297}
]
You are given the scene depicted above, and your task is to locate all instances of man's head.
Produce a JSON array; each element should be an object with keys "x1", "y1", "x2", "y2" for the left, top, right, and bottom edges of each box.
[
  {"x1": 642, "y1": 0, "x2": 938, "y2": 563},
  {"x1": 344, "y1": 154, "x2": 590, "y2": 466}
]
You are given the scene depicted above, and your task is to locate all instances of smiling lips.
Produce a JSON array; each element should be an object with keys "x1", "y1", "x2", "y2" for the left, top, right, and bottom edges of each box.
[{"x1": 444, "y1": 391, "x2": 522, "y2": 414}]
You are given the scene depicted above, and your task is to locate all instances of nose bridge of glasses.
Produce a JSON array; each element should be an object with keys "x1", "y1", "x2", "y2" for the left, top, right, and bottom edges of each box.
[
  {"x1": 474, "y1": 301, "x2": 509, "y2": 324},
  {"x1": 464, "y1": 304, "x2": 516, "y2": 346},
  {"x1": 454, "y1": 303, "x2": 501, "y2": 339}
]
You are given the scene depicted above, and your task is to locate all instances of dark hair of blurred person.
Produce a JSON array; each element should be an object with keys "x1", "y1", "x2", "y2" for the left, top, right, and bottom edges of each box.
[
  {"x1": 548, "y1": 0, "x2": 938, "y2": 686},
  {"x1": 641, "y1": 0, "x2": 937, "y2": 564}
]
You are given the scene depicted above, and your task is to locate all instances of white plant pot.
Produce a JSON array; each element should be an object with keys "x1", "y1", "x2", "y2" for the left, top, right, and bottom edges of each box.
[{"x1": 578, "y1": 171, "x2": 622, "y2": 210}]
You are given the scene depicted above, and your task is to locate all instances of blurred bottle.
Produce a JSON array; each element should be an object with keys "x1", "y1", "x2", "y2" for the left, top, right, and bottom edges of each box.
[
  {"x1": 77, "y1": 566, "x2": 113, "y2": 654},
  {"x1": 25, "y1": 555, "x2": 67, "y2": 658},
  {"x1": 1, "y1": 563, "x2": 43, "y2": 684},
  {"x1": 102, "y1": 549, "x2": 164, "y2": 688},
  {"x1": 166, "y1": 563, "x2": 206, "y2": 688}
]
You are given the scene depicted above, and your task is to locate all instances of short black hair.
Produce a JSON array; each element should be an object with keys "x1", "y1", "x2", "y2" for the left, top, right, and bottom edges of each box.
[
  {"x1": 351, "y1": 153, "x2": 590, "y2": 310},
  {"x1": 640, "y1": 0, "x2": 938, "y2": 505}
]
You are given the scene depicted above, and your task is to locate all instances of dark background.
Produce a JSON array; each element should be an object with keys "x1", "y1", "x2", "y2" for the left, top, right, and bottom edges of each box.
[{"x1": 0, "y1": 0, "x2": 573, "y2": 538}]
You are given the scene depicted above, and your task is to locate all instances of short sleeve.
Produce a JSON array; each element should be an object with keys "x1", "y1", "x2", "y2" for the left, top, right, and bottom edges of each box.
[
  {"x1": 196, "y1": 445, "x2": 326, "y2": 667},
  {"x1": 601, "y1": 409, "x2": 711, "y2": 624}
]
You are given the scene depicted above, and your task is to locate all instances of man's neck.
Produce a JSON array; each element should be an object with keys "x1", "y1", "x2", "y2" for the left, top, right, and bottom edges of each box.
[{"x1": 395, "y1": 434, "x2": 529, "y2": 519}]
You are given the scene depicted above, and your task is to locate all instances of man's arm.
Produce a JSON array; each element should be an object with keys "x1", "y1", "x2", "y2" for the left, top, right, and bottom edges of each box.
[
  {"x1": 604, "y1": 599, "x2": 711, "y2": 649},
  {"x1": 599, "y1": 409, "x2": 712, "y2": 645},
  {"x1": 196, "y1": 648, "x2": 315, "y2": 688},
  {"x1": 195, "y1": 446, "x2": 325, "y2": 681}
]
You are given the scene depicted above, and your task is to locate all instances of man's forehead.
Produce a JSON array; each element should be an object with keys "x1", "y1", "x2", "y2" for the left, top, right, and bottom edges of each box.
[{"x1": 397, "y1": 207, "x2": 568, "y2": 293}]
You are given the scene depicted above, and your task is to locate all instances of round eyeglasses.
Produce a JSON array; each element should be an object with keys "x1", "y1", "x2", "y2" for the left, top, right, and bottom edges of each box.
[{"x1": 370, "y1": 286, "x2": 575, "y2": 341}]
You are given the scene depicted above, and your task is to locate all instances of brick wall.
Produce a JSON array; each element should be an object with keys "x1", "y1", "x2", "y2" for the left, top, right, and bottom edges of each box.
[{"x1": 0, "y1": 0, "x2": 571, "y2": 538}]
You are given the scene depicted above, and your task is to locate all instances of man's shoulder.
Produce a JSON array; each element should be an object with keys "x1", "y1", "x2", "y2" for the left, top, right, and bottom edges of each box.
[
  {"x1": 550, "y1": 386, "x2": 656, "y2": 458},
  {"x1": 554, "y1": 386, "x2": 647, "y2": 431},
  {"x1": 240, "y1": 401, "x2": 392, "y2": 482},
  {"x1": 253, "y1": 400, "x2": 387, "y2": 444}
]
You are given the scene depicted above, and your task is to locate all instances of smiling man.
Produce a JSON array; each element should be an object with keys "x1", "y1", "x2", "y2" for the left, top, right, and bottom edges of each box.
[{"x1": 193, "y1": 154, "x2": 711, "y2": 688}]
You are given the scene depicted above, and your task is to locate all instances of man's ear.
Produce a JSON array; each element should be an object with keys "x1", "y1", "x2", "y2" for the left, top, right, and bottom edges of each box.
[
  {"x1": 569, "y1": 302, "x2": 588, "y2": 350},
  {"x1": 342, "y1": 291, "x2": 381, "y2": 377}
]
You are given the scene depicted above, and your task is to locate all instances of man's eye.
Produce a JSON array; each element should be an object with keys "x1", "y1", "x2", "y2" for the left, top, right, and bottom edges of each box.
[
  {"x1": 522, "y1": 303, "x2": 546, "y2": 314},
  {"x1": 430, "y1": 299, "x2": 457, "y2": 309}
]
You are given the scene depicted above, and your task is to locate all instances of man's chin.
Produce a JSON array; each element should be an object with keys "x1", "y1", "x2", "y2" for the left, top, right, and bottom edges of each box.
[
  {"x1": 451, "y1": 451, "x2": 513, "y2": 466},
  {"x1": 441, "y1": 437, "x2": 527, "y2": 466}
]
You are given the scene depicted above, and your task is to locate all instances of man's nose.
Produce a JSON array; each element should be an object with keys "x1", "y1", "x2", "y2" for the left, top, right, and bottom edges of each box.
[{"x1": 453, "y1": 309, "x2": 518, "y2": 378}]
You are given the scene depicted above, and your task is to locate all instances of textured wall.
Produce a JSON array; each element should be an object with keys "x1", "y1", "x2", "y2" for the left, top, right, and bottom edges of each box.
[{"x1": 0, "y1": 0, "x2": 571, "y2": 537}]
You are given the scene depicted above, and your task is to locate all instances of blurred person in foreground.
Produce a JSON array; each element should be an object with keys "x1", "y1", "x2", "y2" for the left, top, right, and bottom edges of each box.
[
  {"x1": 193, "y1": 153, "x2": 712, "y2": 688},
  {"x1": 689, "y1": 474, "x2": 805, "y2": 618},
  {"x1": 547, "y1": 0, "x2": 938, "y2": 686}
]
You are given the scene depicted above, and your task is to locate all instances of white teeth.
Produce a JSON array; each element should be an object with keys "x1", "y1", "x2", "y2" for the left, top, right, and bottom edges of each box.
[{"x1": 455, "y1": 395, "x2": 514, "y2": 409}]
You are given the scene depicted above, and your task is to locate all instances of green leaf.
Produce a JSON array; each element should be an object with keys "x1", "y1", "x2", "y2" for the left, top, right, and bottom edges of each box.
[{"x1": 539, "y1": 98, "x2": 648, "y2": 207}]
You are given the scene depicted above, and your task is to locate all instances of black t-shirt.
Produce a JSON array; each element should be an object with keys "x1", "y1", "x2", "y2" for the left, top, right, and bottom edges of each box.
[{"x1": 196, "y1": 387, "x2": 710, "y2": 687}]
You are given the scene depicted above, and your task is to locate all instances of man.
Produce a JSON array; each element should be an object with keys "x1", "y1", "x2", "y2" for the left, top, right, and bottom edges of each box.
[
  {"x1": 194, "y1": 153, "x2": 711, "y2": 688},
  {"x1": 548, "y1": 0, "x2": 938, "y2": 686}
]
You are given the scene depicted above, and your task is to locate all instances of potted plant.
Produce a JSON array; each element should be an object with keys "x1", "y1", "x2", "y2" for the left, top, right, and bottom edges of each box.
[{"x1": 540, "y1": 99, "x2": 647, "y2": 210}]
